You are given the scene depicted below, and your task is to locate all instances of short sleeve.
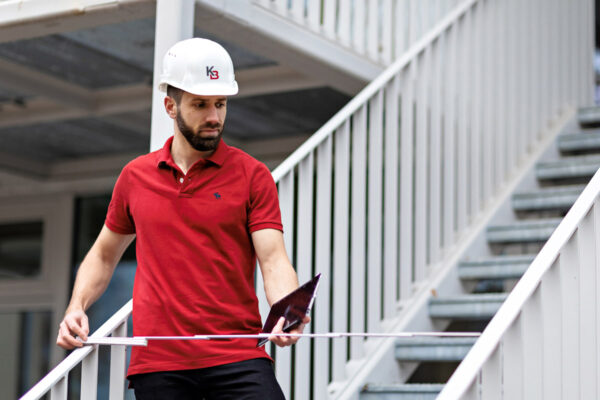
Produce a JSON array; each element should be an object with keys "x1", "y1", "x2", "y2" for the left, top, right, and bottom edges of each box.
[
  {"x1": 105, "y1": 166, "x2": 136, "y2": 234},
  {"x1": 247, "y1": 163, "x2": 283, "y2": 233}
]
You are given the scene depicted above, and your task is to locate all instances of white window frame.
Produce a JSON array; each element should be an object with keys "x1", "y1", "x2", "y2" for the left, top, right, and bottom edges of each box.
[{"x1": 0, "y1": 194, "x2": 74, "y2": 366}]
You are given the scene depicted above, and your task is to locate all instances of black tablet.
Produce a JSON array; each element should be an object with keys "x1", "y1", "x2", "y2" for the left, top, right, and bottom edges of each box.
[{"x1": 257, "y1": 273, "x2": 321, "y2": 347}]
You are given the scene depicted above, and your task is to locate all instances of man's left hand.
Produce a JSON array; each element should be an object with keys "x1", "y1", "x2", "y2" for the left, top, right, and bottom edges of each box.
[{"x1": 269, "y1": 315, "x2": 311, "y2": 347}]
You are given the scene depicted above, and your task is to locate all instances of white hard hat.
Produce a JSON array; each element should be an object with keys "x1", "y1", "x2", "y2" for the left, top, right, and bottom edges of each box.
[{"x1": 158, "y1": 38, "x2": 238, "y2": 96}]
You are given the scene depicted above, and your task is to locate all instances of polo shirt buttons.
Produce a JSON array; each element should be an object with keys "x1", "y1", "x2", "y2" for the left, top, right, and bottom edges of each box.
[{"x1": 179, "y1": 177, "x2": 184, "y2": 183}]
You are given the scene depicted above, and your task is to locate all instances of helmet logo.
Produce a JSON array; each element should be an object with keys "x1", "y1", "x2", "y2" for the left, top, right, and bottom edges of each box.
[{"x1": 206, "y1": 66, "x2": 219, "y2": 80}]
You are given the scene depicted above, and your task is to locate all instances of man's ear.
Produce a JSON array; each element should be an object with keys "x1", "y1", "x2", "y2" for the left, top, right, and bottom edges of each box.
[{"x1": 164, "y1": 96, "x2": 177, "y2": 120}]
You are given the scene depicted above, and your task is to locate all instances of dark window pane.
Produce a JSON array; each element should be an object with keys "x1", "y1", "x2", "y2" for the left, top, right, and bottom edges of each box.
[{"x1": 0, "y1": 222, "x2": 43, "y2": 279}]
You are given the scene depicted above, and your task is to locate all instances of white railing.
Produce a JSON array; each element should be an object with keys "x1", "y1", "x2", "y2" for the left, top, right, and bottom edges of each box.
[
  {"x1": 20, "y1": 300, "x2": 132, "y2": 400},
  {"x1": 438, "y1": 168, "x2": 600, "y2": 400},
  {"x1": 265, "y1": 0, "x2": 593, "y2": 398},
  {"x1": 21, "y1": 0, "x2": 594, "y2": 398},
  {"x1": 253, "y1": 0, "x2": 462, "y2": 65}
]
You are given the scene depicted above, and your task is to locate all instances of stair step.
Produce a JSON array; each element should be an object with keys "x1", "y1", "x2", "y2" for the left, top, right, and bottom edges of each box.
[
  {"x1": 395, "y1": 337, "x2": 477, "y2": 361},
  {"x1": 512, "y1": 185, "x2": 584, "y2": 211},
  {"x1": 557, "y1": 131, "x2": 600, "y2": 153},
  {"x1": 486, "y1": 218, "x2": 561, "y2": 244},
  {"x1": 360, "y1": 384, "x2": 444, "y2": 400},
  {"x1": 536, "y1": 155, "x2": 600, "y2": 181},
  {"x1": 429, "y1": 293, "x2": 508, "y2": 320},
  {"x1": 458, "y1": 255, "x2": 535, "y2": 280},
  {"x1": 578, "y1": 107, "x2": 600, "y2": 128}
]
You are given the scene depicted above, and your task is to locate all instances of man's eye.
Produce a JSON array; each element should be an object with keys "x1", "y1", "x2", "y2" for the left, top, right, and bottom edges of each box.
[
  {"x1": 216, "y1": 103, "x2": 225, "y2": 108},
  {"x1": 195, "y1": 103, "x2": 205, "y2": 108}
]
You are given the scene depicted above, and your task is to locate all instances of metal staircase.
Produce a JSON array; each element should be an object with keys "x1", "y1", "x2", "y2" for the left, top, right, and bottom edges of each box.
[{"x1": 360, "y1": 107, "x2": 600, "y2": 399}]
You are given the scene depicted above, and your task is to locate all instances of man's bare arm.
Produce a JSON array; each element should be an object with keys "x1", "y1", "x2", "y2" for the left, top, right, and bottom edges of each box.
[
  {"x1": 57, "y1": 224, "x2": 135, "y2": 349},
  {"x1": 252, "y1": 228, "x2": 309, "y2": 347}
]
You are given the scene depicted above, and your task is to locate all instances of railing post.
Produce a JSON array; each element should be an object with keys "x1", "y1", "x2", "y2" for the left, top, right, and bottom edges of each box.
[
  {"x1": 50, "y1": 375, "x2": 67, "y2": 400},
  {"x1": 109, "y1": 321, "x2": 128, "y2": 400},
  {"x1": 81, "y1": 346, "x2": 99, "y2": 400}
]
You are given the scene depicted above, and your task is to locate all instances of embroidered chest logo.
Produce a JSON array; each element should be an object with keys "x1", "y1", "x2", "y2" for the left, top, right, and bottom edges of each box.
[
  {"x1": 206, "y1": 66, "x2": 219, "y2": 80},
  {"x1": 213, "y1": 192, "x2": 222, "y2": 199}
]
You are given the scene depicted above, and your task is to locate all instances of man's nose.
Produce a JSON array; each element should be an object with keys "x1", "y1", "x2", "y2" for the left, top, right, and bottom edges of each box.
[{"x1": 205, "y1": 106, "x2": 220, "y2": 123}]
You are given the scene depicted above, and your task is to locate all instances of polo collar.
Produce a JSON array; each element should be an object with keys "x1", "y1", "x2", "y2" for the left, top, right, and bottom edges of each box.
[{"x1": 157, "y1": 136, "x2": 229, "y2": 170}]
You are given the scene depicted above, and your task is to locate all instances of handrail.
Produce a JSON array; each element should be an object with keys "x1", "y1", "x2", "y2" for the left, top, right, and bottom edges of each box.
[
  {"x1": 439, "y1": 163, "x2": 600, "y2": 398},
  {"x1": 19, "y1": 300, "x2": 133, "y2": 400},
  {"x1": 272, "y1": 0, "x2": 477, "y2": 183}
]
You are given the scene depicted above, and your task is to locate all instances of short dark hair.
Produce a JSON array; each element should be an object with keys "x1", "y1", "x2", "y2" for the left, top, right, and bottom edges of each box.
[{"x1": 167, "y1": 85, "x2": 184, "y2": 105}]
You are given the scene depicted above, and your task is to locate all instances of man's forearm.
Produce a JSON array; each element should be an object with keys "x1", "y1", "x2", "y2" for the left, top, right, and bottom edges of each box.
[
  {"x1": 67, "y1": 250, "x2": 117, "y2": 312},
  {"x1": 262, "y1": 260, "x2": 298, "y2": 306}
]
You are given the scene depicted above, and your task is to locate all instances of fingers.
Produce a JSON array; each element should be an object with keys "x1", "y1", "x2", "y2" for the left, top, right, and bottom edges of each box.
[
  {"x1": 269, "y1": 316, "x2": 311, "y2": 348},
  {"x1": 56, "y1": 310, "x2": 90, "y2": 349}
]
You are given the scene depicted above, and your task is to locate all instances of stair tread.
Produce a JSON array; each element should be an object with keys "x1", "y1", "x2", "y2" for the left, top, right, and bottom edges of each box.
[
  {"x1": 395, "y1": 336, "x2": 478, "y2": 346},
  {"x1": 557, "y1": 131, "x2": 600, "y2": 152},
  {"x1": 458, "y1": 255, "x2": 534, "y2": 279},
  {"x1": 459, "y1": 254, "x2": 536, "y2": 266},
  {"x1": 363, "y1": 383, "x2": 445, "y2": 392},
  {"x1": 430, "y1": 293, "x2": 509, "y2": 303},
  {"x1": 486, "y1": 218, "x2": 560, "y2": 243},
  {"x1": 512, "y1": 185, "x2": 585, "y2": 209},
  {"x1": 536, "y1": 155, "x2": 600, "y2": 180},
  {"x1": 578, "y1": 106, "x2": 600, "y2": 127}
]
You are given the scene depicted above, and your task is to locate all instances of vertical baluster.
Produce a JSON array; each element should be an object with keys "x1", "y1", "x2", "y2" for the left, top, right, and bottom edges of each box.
[
  {"x1": 338, "y1": 0, "x2": 351, "y2": 47},
  {"x1": 522, "y1": 288, "x2": 544, "y2": 399},
  {"x1": 81, "y1": 346, "x2": 99, "y2": 400},
  {"x1": 290, "y1": 0, "x2": 303, "y2": 23},
  {"x1": 456, "y1": 12, "x2": 469, "y2": 233},
  {"x1": 368, "y1": 91, "x2": 383, "y2": 332},
  {"x1": 109, "y1": 322, "x2": 127, "y2": 400},
  {"x1": 495, "y1": 0, "x2": 506, "y2": 185},
  {"x1": 395, "y1": 0, "x2": 408, "y2": 59},
  {"x1": 400, "y1": 63, "x2": 415, "y2": 300},
  {"x1": 323, "y1": 0, "x2": 336, "y2": 39},
  {"x1": 517, "y1": 0, "x2": 527, "y2": 161},
  {"x1": 314, "y1": 136, "x2": 332, "y2": 399},
  {"x1": 367, "y1": 0, "x2": 379, "y2": 62},
  {"x1": 276, "y1": 172, "x2": 295, "y2": 398},
  {"x1": 561, "y1": 236, "x2": 580, "y2": 399},
  {"x1": 274, "y1": 0, "x2": 287, "y2": 14},
  {"x1": 384, "y1": 76, "x2": 399, "y2": 318},
  {"x1": 294, "y1": 154, "x2": 314, "y2": 400},
  {"x1": 481, "y1": 0, "x2": 493, "y2": 202},
  {"x1": 50, "y1": 375, "x2": 68, "y2": 400},
  {"x1": 332, "y1": 121, "x2": 350, "y2": 381},
  {"x1": 307, "y1": 0, "x2": 320, "y2": 30},
  {"x1": 583, "y1": 0, "x2": 594, "y2": 105},
  {"x1": 578, "y1": 210, "x2": 597, "y2": 399},
  {"x1": 382, "y1": 0, "x2": 393, "y2": 64},
  {"x1": 350, "y1": 106, "x2": 367, "y2": 359},
  {"x1": 470, "y1": 2, "x2": 482, "y2": 219},
  {"x1": 429, "y1": 36, "x2": 442, "y2": 265},
  {"x1": 443, "y1": 24, "x2": 456, "y2": 248},
  {"x1": 505, "y1": 0, "x2": 516, "y2": 171},
  {"x1": 414, "y1": 50, "x2": 429, "y2": 281},
  {"x1": 541, "y1": 258, "x2": 563, "y2": 400},
  {"x1": 596, "y1": 198, "x2": 600, "y2": 395},
  {"x1": 353, "y1": 0, "x2": 366, "y2": 55},
  {"x1": 502, "y1": 318, "x2": 524, "y2": 399},
  {"x1": 480, "y1": 346, "x2": 502, "y2": 400}
]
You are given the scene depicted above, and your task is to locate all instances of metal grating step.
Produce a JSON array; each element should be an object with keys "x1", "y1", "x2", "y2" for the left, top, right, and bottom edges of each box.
[
  {"x1": 536, "y1": 155, "x2": 600, "y2": 181},
  {"x1": 395, "y1": 337, "x2": 477, "y2": 362},
  {"x1": 458, "y1": 255, "x2": 535, "y2": 280},
  {"x1": 578, "y1": 106, "x2": 600, "y2": 128},
  {"x1": 512, "y1": 185, "x2": 584, "y2": 212},
  {"x1": 360, "y1": 384, "x2": 445, "y2": 400},
  {"x1": 486, "y1": 218, "x2": 561, "y2": 244},
  {"x1": 429, "y1": 293, "x2": 508, "y2": 320},
  {"x1": 558, "y1": 131, "x2": 600, "y2": 153}
]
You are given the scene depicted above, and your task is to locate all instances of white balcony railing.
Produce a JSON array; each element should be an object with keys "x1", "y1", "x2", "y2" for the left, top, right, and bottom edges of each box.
[
  {"x1": 251, "y1": 0, "x2": 462, "y2": 65},
  {"x1": 438, "y1": 167, "x2": 600, "y2": 399},
  {"x1": 21, "y1": 0, "x2": 594, "y2": 399}
]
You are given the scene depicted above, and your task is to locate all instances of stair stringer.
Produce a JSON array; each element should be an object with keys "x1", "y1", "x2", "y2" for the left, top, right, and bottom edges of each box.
[{"x1": 329, "y1": 107, "x2": 575, "y2": 400}]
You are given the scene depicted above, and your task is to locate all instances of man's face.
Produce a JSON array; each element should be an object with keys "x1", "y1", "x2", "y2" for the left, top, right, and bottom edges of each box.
[{"x1": 173, "y1": 92, "x2": 227, "y2": 152}]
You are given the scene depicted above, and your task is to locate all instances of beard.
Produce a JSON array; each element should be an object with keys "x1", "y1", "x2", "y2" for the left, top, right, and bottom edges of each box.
[{"x1": 176, "y1": 110, "x2": 223, "y2": 152}]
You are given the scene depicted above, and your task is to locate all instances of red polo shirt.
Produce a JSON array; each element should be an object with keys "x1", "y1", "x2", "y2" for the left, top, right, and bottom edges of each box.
[{"x1": 105, "y1": 136, "x2": 282, "y2": 376}]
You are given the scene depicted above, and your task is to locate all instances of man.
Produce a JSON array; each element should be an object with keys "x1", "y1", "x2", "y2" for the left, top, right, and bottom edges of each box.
[{"x1": 56, "y1": 38, "x2": 308, "y2": 399}]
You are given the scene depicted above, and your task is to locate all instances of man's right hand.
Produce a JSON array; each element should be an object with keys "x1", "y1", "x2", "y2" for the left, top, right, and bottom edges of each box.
[{"x1": 56, "y1": 308, "x2": 89, "y2": 349}]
